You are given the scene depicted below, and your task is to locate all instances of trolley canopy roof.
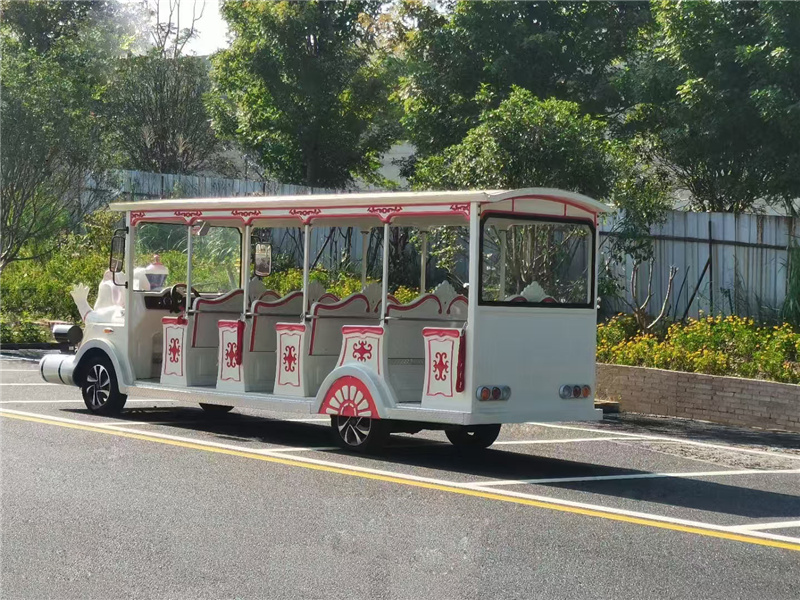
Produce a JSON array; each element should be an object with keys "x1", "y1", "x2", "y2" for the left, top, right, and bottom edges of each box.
[{"x1": 110, "y1": 188, "x2": 610, "y2": 228}]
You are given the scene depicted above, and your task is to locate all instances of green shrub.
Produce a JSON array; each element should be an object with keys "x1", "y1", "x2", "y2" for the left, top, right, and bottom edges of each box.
[
  {"x1": 597, "y1": 314, "x2": 800, "y2": 383},
  {"x1": 0, "y1": 313, "x2": 52, "y2": 344}
]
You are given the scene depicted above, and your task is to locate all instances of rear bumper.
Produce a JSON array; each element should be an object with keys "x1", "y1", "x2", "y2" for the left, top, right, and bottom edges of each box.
[{"x1": 40, "y1": 354, "x2": 77, "y2": 386}]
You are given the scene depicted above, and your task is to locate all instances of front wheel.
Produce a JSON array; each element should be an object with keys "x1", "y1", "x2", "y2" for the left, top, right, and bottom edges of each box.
[
  {"x1": 445, "y1": 424, "x2": 501, "y2": 449},
  {"x1": 331, "y1": 415, "x2": 389, "y2": 453},
  {"x1": 81, "y1": 356, "x2": 127, "y2": 415}
]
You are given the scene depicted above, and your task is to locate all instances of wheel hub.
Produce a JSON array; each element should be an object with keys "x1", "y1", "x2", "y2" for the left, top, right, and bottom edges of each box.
[
  {"x1": 336, "y1": 415, "x2": 371, "y2": 446},
  {"x1": 85, "y1": 364, "x2": 110, "y2": 409}
]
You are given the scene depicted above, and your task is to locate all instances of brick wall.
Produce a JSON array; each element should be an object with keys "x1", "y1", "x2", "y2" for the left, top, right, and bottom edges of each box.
[{"x1": 596, "y1": 364, "x2": 800, "y2": 433}]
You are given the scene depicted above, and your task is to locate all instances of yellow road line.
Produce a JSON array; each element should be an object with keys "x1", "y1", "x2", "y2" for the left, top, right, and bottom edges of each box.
[{"x1": 3, "y1": 411, "x2": 800, "y2": 553}]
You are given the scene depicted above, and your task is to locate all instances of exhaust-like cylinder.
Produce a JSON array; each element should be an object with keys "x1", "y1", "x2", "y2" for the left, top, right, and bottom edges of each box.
[{"x1": 40, "y1": 354, "x2": 77, "y2": 387}]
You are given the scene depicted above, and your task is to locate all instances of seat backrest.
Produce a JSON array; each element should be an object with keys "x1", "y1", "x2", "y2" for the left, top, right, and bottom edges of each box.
[
  {"x1": 385, "y1": 294, "x2": 443, "y2": 359},
  {"x1": 446, "y1": 295, "x2": 468, "y2": 320},
  {"x1": 309, "y1": 294, "x2": 374, "y2": 355},
  {"x1": 191, "y1": 289, "x2": 244, "y2": 347},
  {"x1": 249, "y1": 291, "x2": 304, "y2": 352},
  {"x1": 317, "y1": 292, "x2": 340, "y2": 304}
]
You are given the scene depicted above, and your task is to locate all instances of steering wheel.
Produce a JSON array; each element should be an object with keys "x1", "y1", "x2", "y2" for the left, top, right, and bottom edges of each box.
[{"x1": 168, "y1": 283, "x2": 200, "y2": 313}]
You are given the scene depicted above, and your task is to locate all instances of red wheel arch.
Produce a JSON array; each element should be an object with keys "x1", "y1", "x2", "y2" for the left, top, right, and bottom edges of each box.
[{"x1": 319, "y1": 376, "x2": 380, "y2": 419}]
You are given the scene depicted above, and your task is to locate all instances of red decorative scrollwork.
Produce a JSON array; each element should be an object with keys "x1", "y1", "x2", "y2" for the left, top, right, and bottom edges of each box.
[
  {"x1": 225, "y1": 342, "x2": 238, "y2": 368},
  {"x1": 130, "y1": 211, "x2": 147, "y2": 225},
  {"x1": 168, "y1": 338, "x2": 181, "y2": 363},
  {"x1": 367, "y1": 206, "x2": 403, "y2": 215},
  {"x1": 450, "y1": 203, "x2": 470, "y2": 213},
  {"x1": 175, "y1": 210, "x2": 203, "y2": 222},
  {"x1": 289, "y1": 208, "x2": 322, "y2": 219},
  {"x1": 283, "y1": 346, "x2": 297, "y2": 372},
  {"x1": 232, "y1": 209, "x2": 262, "y2": 223},
  {"x1": 352, "y1": 341, "x2": 373, "y2": 362},
  {"x1": 433, "y1": 352, "x2": 449, "y2": 380}
]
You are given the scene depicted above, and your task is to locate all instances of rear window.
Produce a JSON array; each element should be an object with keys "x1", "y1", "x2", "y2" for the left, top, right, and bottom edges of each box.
[{"x1": 479, "y1": 215, "x2": 594, "y2": 308}]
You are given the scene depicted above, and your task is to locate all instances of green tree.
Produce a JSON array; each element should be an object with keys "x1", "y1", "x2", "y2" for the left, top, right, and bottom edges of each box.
[
  {"x1": 208, "y1": 0, "x2": 400, "y2": 188},
  {"x1": 0, "y1": 1, "x2": 129, "y2": 272},
  {"x1": 413, "y1": 87, "x2": 670, "y2": 261},
  {"x1": 397, "y1": 0, "x2": 651, "y2": 158},
  {"x1": 618, "y1": 1, "x2": 800, "y2": 214},
  {"x1": 105, "y1": 53, "x2": 223, "y2": 174}
]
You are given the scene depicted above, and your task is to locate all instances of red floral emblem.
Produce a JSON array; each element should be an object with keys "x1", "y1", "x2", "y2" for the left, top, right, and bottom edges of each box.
[
  {"x1": 283, "y1": 346, "x2": 297, "y2": 372},
  {"x1": 225, "y1": 342, "x2": 238, "y2": 368},
  {"x1": 168, "y1": 338, "x2": 181, "y2": 363},
  {"x1": 433, "y1": 352, "x2": 449, "y2": 381},
  {"x1": 352, "y1": 341, "x2": 373, "y2": 362}
]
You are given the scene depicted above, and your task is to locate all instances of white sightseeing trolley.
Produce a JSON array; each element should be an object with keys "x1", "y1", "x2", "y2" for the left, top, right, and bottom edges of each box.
[{"x1": 40, "y1": 188, "x2": 609, "y2": 451}]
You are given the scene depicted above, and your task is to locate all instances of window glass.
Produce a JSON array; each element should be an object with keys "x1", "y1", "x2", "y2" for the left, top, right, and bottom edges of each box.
[
  {"x1": 190, "y1": 225, "x2": 241, "y2": 294},
  {"x1": 134, "y1": 223, "x2": 186, "y2": 291},
  {"x1": 480, "y1": 217, "x2": 593, "y2": 307}
]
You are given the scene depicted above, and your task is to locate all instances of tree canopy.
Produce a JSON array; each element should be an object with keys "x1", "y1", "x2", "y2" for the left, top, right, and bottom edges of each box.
[
  {"x1": 618, "y1": 0, "x2": 800, "y2": 214},
  {"x1": 413, "y1": 87, "x2": 670, "y2": 260},
  {"x1": 397, "y1": 0, "x2": 651, "y2": 157},
  {"x1": 208, "y1": 0, "x2": 400, "y2": 188}
]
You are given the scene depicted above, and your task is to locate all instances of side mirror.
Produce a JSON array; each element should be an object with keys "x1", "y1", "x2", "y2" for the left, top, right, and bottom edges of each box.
[
  {"x1": 109, "y1": 229, "x2": 127, "y2": 287},
  {"x1": 109, "y1": 233, "x2": 125, "y2": 273},
  {"x1": 254, "y1": 243, "x2": 272, "y2": 277}
]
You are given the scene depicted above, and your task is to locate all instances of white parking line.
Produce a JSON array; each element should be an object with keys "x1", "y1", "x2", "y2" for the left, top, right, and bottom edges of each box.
[
  {"x1": 494, "y1": 437, "x2": 631, "y2": 446},
  {"x1": 3, "y1": 406, "x2": 800, "y2": 548},
  {"x1": 0, "y1": 383, "x2": 57, "y2": 386},
  {"x1": 529, "y1": 422, "x2": 800, "y2": 462},
  {"x1": 469, "y1": 468, "x2": 800, "y2": 487},
  {"x1": 729, "y1": 520, "x2": 800, "y2": 532}
]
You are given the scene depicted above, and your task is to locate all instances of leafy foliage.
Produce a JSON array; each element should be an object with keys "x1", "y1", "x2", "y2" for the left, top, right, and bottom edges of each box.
[
  {"x1": 413, "y1": 88, "x2": 670, "y2": 260},
  {"x1": 105, "y1": 53, "x2": 224, "y2": 174},
  {"x1": 396, "y1": 0, "x2": 651, "y2": 157},
  {"x1": 0, "y1": 0, "x2": 130, "y2": 271},
  {"x1": 618, "y1": 1, "x2": 800, "y2": 213},
  {"x1": 209, "y1": 0, "x2": 401, "y2": 187},
  {"x1": 598, "y1": 314, "x2": 800, "y2": 383}
]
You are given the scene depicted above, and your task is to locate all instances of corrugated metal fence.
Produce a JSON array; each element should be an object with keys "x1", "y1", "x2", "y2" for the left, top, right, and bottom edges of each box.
[
  {"x1": 600, "y1": 211, "x2": 799, "y2": 321},
  {"x1": 110, "y1": 169, "x2": 336, "y2": 199}
]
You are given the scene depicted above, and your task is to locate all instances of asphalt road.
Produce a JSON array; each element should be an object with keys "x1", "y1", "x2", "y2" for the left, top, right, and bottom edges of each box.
[{"x1": 1, "y1": 356, "x2": 799, "y2": 599}]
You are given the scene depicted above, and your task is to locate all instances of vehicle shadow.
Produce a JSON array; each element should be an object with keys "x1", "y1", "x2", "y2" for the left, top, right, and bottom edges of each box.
[{"x1": 62, "y1": 406, "x2": 800, "y2": 520}]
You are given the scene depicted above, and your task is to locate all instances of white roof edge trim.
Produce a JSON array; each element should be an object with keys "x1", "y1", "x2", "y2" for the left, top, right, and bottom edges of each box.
[
  {"x1": 107, "y1": 187, "x2": 610, "y2": 213},
  {"x1": 108, "y1": 190, "x2": 494, "y2": 212},
  {"x1": 486, "y1": 188, "x2": 611, "y2": 213}
]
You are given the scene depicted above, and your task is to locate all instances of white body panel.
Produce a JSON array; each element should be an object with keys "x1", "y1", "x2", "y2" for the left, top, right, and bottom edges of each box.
[{"x1": 49, "y1": 188, "x2": 609, "y2": 428}]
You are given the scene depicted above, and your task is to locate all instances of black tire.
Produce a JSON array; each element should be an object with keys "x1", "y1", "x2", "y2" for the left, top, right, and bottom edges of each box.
[
  {"x1": 199, "y1": 403, "x2": 234, "y2": 414},
  {"x1": 445, "y1": 424, "x2": 501, "y2": 449},
  {"x1": 331, "y1": 415, "x2": 390, "y2": 453},
  {"x1": 80, "y1": 355, "x2": 127, "y2": 416}
]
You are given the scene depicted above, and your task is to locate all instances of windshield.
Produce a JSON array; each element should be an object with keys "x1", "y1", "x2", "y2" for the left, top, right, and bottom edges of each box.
[
  {"x1": 135, "y1": 223, "x2": 241, "y2": 294},
  {"x1": 479, "y1": 215, "x2": 594, "y2": 307}
]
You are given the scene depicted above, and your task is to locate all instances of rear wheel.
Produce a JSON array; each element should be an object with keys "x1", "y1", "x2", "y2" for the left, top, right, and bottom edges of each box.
[
  {"x1": 331, "y1": 415, "x2": 389, "y2": 453},
  {"x1": 445, "y1": 424, "x2": 501, "y2": 449},
  {"x1": 81, "y1": 355, "x2": 127, "y2": 416},
  {"x1": 199, "y1": 403, "x2": 234, "y2": 414}
]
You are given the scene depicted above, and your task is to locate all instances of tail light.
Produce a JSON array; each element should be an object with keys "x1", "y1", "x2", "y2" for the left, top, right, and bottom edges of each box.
[
  {"x1": 560, "y1": 384, "x2": 593, "y2": 399},
  {"x1": 477, "y1": 385, "x2": 511, "y2": 401}
]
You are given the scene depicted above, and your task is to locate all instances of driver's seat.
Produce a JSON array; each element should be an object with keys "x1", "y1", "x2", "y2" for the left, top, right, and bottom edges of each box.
[{"x1": 160, "y1": 289, "x2": 243, "y2": 387}]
